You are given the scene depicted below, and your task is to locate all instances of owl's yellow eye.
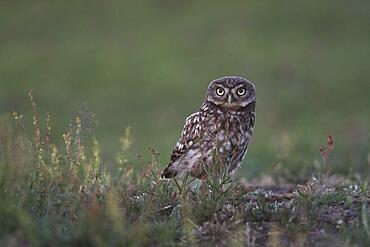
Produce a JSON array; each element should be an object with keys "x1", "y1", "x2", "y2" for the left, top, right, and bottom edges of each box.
[
  {"x1": 216, "y1": 87, "x2": 225, "y2": 96},
  {"x1": 237, "y1": 88, "x2": 246, "y2": 96}
]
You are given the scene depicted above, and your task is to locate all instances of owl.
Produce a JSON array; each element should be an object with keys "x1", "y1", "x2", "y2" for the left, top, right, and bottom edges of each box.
[{"x1": 161, "y1": 76, "x2": 256, "y2": 179}]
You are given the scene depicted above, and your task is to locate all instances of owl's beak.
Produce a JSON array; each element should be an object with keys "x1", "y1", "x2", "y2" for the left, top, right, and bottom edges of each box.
[{"x1": 227, "y1": 95, "x2": 233, "y2": 104}]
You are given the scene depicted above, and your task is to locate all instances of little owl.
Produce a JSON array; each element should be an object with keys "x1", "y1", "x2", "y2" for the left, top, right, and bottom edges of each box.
[{"x1": 161, "y1": 76, "x2": 256, "y2": 179}]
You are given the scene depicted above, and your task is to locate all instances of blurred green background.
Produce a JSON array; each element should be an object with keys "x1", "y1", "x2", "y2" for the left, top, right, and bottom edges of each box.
[{"x1": 1, "y1": 1, "x2": 369, "y2": 179}]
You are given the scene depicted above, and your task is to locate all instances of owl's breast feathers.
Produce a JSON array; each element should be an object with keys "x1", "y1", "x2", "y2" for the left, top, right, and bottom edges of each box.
[{"x1": 161, "y1": 102, "x2": 255, "y2": 179}]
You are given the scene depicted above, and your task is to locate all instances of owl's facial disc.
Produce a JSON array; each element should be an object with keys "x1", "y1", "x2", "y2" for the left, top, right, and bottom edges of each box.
[
  {"x1": 233, "y1": 84, "x2": 256, "y2": 108},
  {"x1": 205, "y1": 76, "x2": 256, "y2": 110},
  {"x1": 206, "y1": 84, "x2": 228, "y2": 105}
]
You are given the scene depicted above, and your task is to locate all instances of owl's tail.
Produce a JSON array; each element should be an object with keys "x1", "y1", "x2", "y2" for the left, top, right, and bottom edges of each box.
[{"x1": 161, "y1": 164, "x2": 178, "y2": 179}]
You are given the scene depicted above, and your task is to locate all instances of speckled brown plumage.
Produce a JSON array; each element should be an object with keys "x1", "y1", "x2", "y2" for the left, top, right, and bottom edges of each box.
[{"x1": 161, "y1": 76, "x2": 256, "y2": 179}]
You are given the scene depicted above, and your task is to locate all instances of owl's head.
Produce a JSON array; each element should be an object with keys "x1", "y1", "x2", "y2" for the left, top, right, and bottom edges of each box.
[{"x1": 205, "y1": 76, "x2": 256, "y2": 110}]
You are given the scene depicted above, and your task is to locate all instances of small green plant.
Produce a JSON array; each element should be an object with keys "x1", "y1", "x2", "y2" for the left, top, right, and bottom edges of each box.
[{"x1": 1, "y1": 94, "x2": 370, "y2": 246}]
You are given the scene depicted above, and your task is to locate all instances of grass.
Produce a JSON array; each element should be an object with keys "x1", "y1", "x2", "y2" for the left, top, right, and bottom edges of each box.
[{"x1": 0, "y1": 94, "x2": 370, "y2": 246}]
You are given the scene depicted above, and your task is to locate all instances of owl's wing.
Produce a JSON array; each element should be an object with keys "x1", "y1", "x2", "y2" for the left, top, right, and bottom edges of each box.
[{"x1": 161, "y1": 112, "x2": 203, "y2": 178}]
